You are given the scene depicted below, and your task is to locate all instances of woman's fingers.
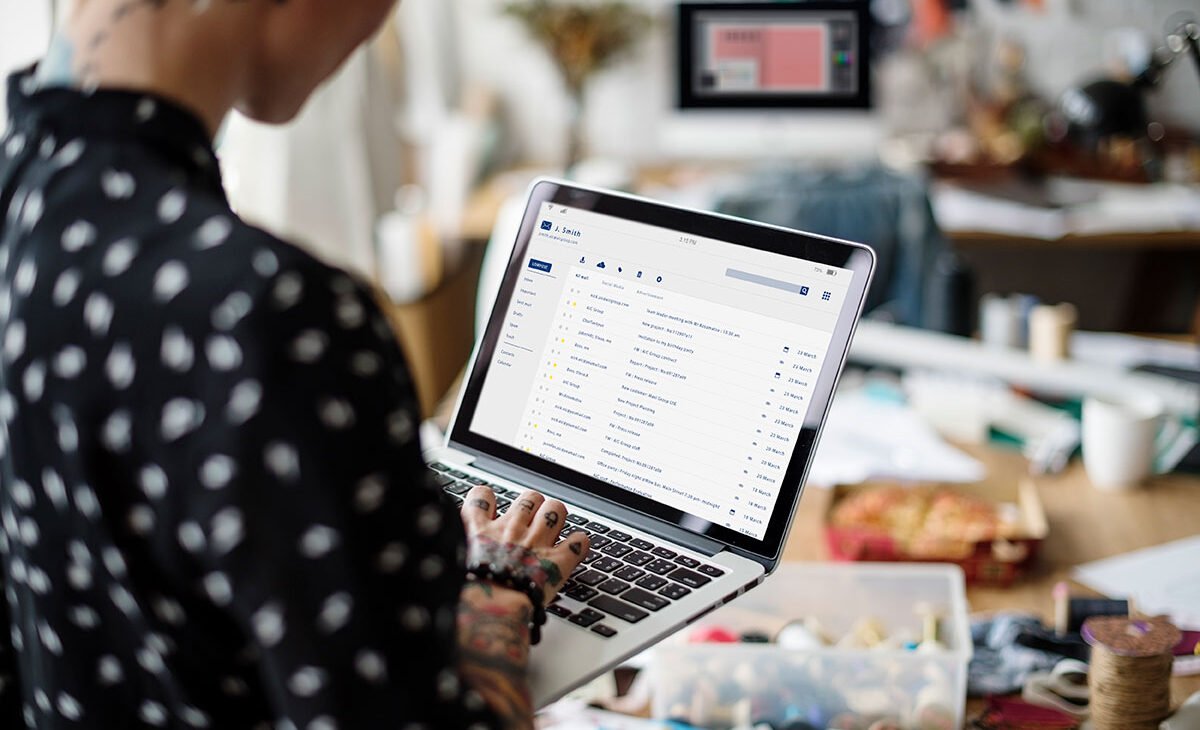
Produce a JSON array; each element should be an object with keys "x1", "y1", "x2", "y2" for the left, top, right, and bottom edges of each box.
[
  {"x1": 501, "y1": 490, "x2": 547, "y2": 541},
  {"x1": 459, "y1": 485, "x2": 590, "y2": 604},
  {"x1": 527, "y1": 499, "x2": 568, "y2": 547},
  {"x1": 508, "y1": 491, "x2": 546, "y2": 527},
  {"x1": 540, "y1": 532, "x2": 590, "y2": 602},
  {"x1": 559, "y1": 531, "x2": 590, "y2": 564},
  {"x1": 461, "y1": 485, "x2": 496, "y2": 530}
]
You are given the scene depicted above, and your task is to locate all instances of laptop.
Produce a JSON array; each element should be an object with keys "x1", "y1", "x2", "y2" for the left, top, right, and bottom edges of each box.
[{"x1": 426, "y1": 178, "x2": 875, "y2": 706}]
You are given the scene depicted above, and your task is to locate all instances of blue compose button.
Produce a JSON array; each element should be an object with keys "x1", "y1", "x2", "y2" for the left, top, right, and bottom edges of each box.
[{"x1": 528, "y1": 259, "x2": 553, "y2": 273}]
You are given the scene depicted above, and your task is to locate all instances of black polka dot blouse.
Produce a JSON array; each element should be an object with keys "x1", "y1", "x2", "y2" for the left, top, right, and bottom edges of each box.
[{"x1": 0, "y1": 68, "x2": 498, "y2": 729}]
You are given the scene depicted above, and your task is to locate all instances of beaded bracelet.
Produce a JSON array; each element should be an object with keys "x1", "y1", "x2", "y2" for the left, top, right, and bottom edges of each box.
[
  {"x1": 465, "y1": 536, "x2": 560, "y2": 645},
  {"x1": 465, "y1": 564, "x2": 548, "y2": 645}
]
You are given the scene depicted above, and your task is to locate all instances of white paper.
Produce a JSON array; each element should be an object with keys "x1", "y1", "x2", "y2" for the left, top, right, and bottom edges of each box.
[
  {"x1": 1072, "y1": 535, "x2": 1200, "y2": 631},
  {"x1": 537, "y1": 700, "x2": 670, "y2": 729},
  {"x1": 1070, "y1": 331, "x2": 1200, "y2": 372},
  {"x1": 930, "y1": 181, "x2": 1200, "y2": 240},
  {"x1": 806, "y1": 390, "x2": 986, "y2": 488}
]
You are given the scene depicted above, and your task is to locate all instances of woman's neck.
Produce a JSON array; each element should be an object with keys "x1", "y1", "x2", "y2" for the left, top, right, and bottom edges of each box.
[{"x1": 37, "y1": 0, "x2": 260, "y2": 138}]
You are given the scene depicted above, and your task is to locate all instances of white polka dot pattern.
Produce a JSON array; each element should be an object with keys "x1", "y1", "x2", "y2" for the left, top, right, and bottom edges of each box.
[{"x1": 0, "y1": 73, "x2": 489, "y2": 730}]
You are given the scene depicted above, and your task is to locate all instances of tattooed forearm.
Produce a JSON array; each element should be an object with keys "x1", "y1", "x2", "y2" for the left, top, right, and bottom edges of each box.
[
  {"x1": 538, "y1": 559, "x2": 563, "y2": 588},
  {"x1": 466, "y1": 536, "x2": 557, "y2": 592},
  {"x1": 457, "y1": 582, "x2": 534, "y2": 730}
]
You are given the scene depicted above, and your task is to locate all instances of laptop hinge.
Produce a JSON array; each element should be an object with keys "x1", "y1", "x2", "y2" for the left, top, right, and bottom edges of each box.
[{"x1": 459, "y1": 450, "x2": 727, "y2": 557}]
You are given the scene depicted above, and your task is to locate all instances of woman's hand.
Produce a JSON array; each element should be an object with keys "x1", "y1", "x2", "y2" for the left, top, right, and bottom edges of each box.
[
  {"x1": 455, "y1": 487, "x2": 590, "y2": 730},
  {"x1": 460, "y1": 486, "x2": 590, "y2": 604}
]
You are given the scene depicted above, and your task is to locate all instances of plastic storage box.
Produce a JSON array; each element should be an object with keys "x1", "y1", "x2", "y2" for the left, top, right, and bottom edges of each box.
[{"x1": 650, "y1": 562, "x2": 972, "y2": 729}]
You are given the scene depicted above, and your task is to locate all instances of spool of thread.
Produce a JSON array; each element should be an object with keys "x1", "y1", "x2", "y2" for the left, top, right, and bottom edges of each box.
[
  {"x1": 1012, "y1": 293, "x2": 1041, "y2": 347},
  {"x1": 689, "y1": 625, "x2": 740, "y2": 644},
  {"x1": 775, "y1": 621, "x2": 825, "y2": 651},
  {"x1": 980, "y1": 294, "x2": 1021, "y2": 349},
  {"x1": 1067, "y1": 597, "x2": 1129, "y2": 634},
  {"x1": 1028, "y1": 303, "x2": 1077, "y2": 362},
  {"x1": 915, "y1": 603, "x2": 947, "y2": 654},
  {"x1": 1052, "y1": 581, "x2": 1069, "y2": 636},
  {"x1": 1082, "y1": 616, "x2": 1181, "y2": 730}
]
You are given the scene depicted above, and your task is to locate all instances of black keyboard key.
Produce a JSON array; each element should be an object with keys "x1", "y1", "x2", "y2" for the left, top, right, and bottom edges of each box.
[
  {"x1": 581, "y1": 552, "x2": 599, "y2": 564},
  {"x1": 570, "y1": 564, "x2": 588, "y2": 578},
  {"x1": 588, "y1": 595, "x2": 648, "y2": 624},
  {"x1": 494, "y1": 498, "x2": 511, "y2": 511},
  {"x1": 625, "y1": 551, "x2": 653, "y2": 567},
  {"x1": 575, "y1": 570, "x2": 608, "y2": 587},
  {"x1": 636, "y1": 575, "x2": 668, "y2": 591},
  {"x1": 451, "y1": 496, "x2": 464, "y2": 508},
  {"x1": 444, "y1": 482, "x2": 471, "y2": 495},
  {"x1": 432, "y1": 473, "x2": 456, "y2": 486},
  {"x1": 597, "y1": 578, "x2": 630, "y2": 595},
  {"x1": 465, "y1": 476, "x2": 489, "y2": 485},
  {"x1": 569, "y1": 609, "x2": 604, "y2": 627},
  {"x1": 559, "y1": 525, "x2": 580, "y2": 538},
  {"x1": 607, "y1": 530, "x2": 632, "y2": 542},
  {"x1": 591, "y1": 624, "x2": 617, "y2": 638},
  {"x1": 667, "y1": 568, "x2": 710, "y2": 589},
  {"x1": 588, "y1": 535, "x2": 612, "y2": 549},
  {"x1": 613, "y1": 566, "x2": 645, "y2": 582},
  {"x1": 547, "y1": 604, "x2": 572, "y2": 618},
  {"x1": 659, "y1": 583, "x2": 690, "y2": 600},
  {"x1": 698, "y1": 564, "x2": 725, "y2": 578},
  {"x1": 591, "y1": 557, "x2": 622, "y2": 573},
  {"x1": 621, "y1": 588, "x2": 669, "y2": 612},
  {"x1": 565, "y1": 585, "x2": 599, "y2": 602},
  {"x1": 566, "y1": 514, "x2": 589, "y2": 526},
  {"x1": 601, "y1": 543, "x2": 633, "y2": 559},
  {"x1": 651, "y1": 547, "x2": 677, "y2": 559},
  {"x1": 429, "y1": 463, "x2": 451, "y2": 472},
  {"x1": 629, "y1": 538, "x2": 654, "y2": 551},
  {"x1": 646, "y1": 559, "x2": 676, "y2": 575},
  {"x1": 588, "y1": 523, "x2": 611, "y2": 534},
  {"x1": 673, "y1": 555, "x2": 701, "y2": 569},
  {"x1": 447, "y1": 470, "x2": 469, "y2": 479},
  {"x1": 497, "y1": 488, "x2": 521, "y2": 499}
]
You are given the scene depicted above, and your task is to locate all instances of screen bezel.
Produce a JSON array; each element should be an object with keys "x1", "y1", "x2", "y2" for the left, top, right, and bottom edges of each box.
[
  {"x1": 677, "y1": 1, "x2": 872, "y2": 110},
  {"x1": 449, "y1": 179, "x2": 874, "y2": 560}
]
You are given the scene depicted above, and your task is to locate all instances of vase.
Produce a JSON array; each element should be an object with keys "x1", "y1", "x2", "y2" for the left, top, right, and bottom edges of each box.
[{"x1": 564, "y1": 84, "x2": 586, "y2": 174}]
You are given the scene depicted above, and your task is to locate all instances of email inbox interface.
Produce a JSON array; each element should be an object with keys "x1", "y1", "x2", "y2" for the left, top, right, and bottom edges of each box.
[{"x1": 472, "y1": 204, "x2": 851, "y2": 539}]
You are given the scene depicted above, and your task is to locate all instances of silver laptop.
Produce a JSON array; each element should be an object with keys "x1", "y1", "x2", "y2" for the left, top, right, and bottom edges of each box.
[{"x1": 426, "y1": 178, "x2": 875, "y2": 706}]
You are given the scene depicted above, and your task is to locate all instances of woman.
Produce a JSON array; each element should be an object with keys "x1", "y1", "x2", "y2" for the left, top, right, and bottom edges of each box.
[{"x1": 0, "y1": 1, "x2": 587, "y2": 728}]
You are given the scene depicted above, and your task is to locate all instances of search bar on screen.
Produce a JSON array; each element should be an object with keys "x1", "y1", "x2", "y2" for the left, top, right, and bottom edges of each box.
[{"x1": 725, "y1": 268, "x2": 807, "y2": 296}]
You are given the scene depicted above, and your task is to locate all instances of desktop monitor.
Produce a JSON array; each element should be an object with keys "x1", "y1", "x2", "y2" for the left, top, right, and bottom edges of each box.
[{"x1": 677, "y1": 1, "x2": 872, "y2": 110}]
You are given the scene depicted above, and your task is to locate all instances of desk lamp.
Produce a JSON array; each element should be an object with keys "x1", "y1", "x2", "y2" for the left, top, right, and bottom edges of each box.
[{"x1": 1058, "y1": 14, "x2": 1200, "y2": 145}]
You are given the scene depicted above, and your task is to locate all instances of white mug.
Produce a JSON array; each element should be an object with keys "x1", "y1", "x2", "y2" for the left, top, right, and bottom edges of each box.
[{"x1": 1081, "y1": 394, "x2": 1164, "y2": 491}]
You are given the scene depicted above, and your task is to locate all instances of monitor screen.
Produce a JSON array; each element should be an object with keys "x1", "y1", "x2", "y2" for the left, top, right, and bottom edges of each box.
[
  {"x1": 678, "y1": 1, "x2": 871, "y2": 109},
  {"x1": 466, "y1": 201, "x2": 856, "y2": 541}
]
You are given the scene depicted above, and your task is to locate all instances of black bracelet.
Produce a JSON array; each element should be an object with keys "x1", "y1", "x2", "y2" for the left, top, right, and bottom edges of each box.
[{"x1": 465, "y1": 565, "x2": 548, "y2": 645}]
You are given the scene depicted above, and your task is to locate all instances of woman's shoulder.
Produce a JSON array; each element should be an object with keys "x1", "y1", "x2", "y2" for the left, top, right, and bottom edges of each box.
[{"x1": 101, "y1": 188, "x2": 381, "y2": 333}]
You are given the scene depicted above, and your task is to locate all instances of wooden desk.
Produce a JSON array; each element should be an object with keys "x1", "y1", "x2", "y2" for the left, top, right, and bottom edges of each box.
[{"x1": 783, "y1": 445, "x2": 1200, "y2": 711}]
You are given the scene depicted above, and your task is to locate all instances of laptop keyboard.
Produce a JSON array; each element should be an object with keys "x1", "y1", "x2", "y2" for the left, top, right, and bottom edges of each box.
[{"x1": 429, "y1": 463, "x2": 726, "y2": 639}]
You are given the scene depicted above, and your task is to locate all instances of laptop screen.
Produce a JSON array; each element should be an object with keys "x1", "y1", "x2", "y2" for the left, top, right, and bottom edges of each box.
[{"x1": 466, "y1": 199, "x2": 855, "y2": 541}]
